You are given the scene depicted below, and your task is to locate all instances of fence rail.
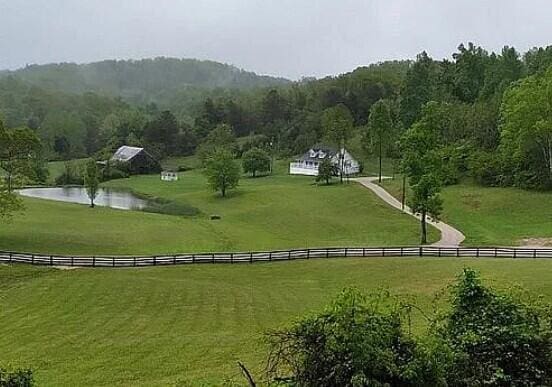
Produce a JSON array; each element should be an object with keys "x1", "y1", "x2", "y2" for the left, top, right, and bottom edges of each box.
[{"x1": 1, "y1": 246, "x2": 552, "y2": 268}]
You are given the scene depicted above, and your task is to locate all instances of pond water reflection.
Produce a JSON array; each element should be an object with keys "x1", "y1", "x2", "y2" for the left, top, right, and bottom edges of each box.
[{"x1": 18, "y1": 187, "x2": 147, "y2": 210}]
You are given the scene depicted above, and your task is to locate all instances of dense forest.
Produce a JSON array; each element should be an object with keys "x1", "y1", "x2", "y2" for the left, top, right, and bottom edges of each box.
[{"x1": 1, "y1": 44, "x2": 552, "y2": 189}]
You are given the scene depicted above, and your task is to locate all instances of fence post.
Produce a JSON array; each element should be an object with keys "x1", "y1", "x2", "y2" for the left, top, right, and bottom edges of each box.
[
  {"x1": 31, "y1": 254, "x2": 34, "y2": 264},
  {"x1": 363, "y1": 247, "x2": 366, "y2": 257},
  {"x1": 49, "y1": 255, "x2": 53, "y2": 266},
  {"x1": 344, "y1": 248, "x2": 348, "y2": 257},
  {"x1": 307, "y1": 249, "x2": 310, "y2": 259},
  {"x1": 326, "y1": 249, "x2": 329, "y2": 258},
  {"x1": 153, "y1": 256, "x2": 157, "y2": 266},
  {"x1": 9, "y1": 252, "x2": 12, "y2": 263},
  {"x1": 288, "y1": 250, "x2": 291, "y2": 260},
  {"x1": 382, "y1": 248, "x2": 385, "y2": 257},
  {"x1": 173, "y1": 255, "x2": 177, "y2": 265},
  {"x1": 250, "y1": 252, "x2": 253, "y2": 263},
  {"x1": 419, "y1": 246, "x2": 422, "y2": 257},
  {"x1": 71, "y1": 257, "x2": 74, "y2": 266},
  {"x1": 476, "y1": 248, "x2": 479, "y2": 258},
  {"x1": 533, "y1": 249, "x2": 537, "y2": 259},
  {"x1": 112, "y1": 257, "x2": 115, "y2": 267},
  {"x1": 133, "y1": 256, "x2": 137, "y2": 267},
  {"x1": 494, "y1": 247, "x2": 497, "y2": 258},
  {"x1": 513, "y1": 249, "x2": 517, "y2": 259},
  {"x1": 92, "y1": 256, "x2": 95, "y2": 267},
  {"x1": 269, "y1": 251, "x2": 272, "y2": 261}
]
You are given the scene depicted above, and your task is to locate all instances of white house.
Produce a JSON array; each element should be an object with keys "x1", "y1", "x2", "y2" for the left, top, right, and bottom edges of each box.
[{"x1": 289, "y1": 145, "x2": 360, "y2": 176}]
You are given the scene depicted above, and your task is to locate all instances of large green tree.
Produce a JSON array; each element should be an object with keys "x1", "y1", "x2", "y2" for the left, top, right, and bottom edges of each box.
[
  {"x1": 401, "y1": 102, "x2": 444, "y2": 244},
  {"x1": 242, "y1": 147, "x2": 270, "y2": 177},
  {"x1": 204, "y1": 148, "x2": 240, "y2": 197},
  {"x1": 500, "y1": 67, "x2": 552, "y2": 187}
]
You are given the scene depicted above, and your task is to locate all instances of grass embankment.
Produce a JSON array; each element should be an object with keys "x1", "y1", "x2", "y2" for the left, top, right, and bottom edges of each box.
[
  {"x1": 2, "y1": 162, "x2": 436, "y2": 255},
  {"x1": 0, "y1": 259, "x2": 551, "y2": 386},
  {"x1": 381, "y1": 178, "x2": 552, "y2": 246}
]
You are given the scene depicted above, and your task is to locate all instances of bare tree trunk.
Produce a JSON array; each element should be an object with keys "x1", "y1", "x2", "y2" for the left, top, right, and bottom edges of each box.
[{"x1": 421, "y1": 209, "x2": 427, "y2": 245}]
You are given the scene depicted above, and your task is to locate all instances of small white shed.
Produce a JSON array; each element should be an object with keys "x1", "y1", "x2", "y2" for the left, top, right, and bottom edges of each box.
[{"x1": 161, "y1": 171, "x2": 178, "y2": 181}]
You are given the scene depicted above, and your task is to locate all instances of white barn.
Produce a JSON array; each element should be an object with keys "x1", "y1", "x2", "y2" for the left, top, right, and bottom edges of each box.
[{"x1": 289, "y1": 145, "x2": 360, "y2": 176}]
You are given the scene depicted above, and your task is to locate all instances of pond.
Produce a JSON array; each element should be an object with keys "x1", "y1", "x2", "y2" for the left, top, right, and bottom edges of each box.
[{"x1": 18, "y1": 187, "x2": 148, "y2": 210}]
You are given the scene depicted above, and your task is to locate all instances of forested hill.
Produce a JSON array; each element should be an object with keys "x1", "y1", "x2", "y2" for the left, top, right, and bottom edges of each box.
[{"x1": 0, "y1": 57, "x2": 290, "y2": 105}]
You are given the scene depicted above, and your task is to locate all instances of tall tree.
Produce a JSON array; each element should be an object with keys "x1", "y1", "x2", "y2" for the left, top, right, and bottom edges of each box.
[
  {"x1": 83, "y1": 159, "x2": 100, "y2": 208},
  {"x1": 322, "y1": 104, "x2": 354, "y2": 183},
  {"x1": 204, "y1": 148, "x2": 241, "y2": 197},
  {"x1": 0, "y1": 121, "x2": 41, "y2": 192},
  {"x1": 143, "y1": 110, "x2": 180, "y2": 156},
  {"x1": 242, "y1": 147, "x2": 270, "y2": 177},
  {"x1": 500, "y1": 66, "x2": 552, "y2": 187},
  {"x1": 316, "y1": 157, "x2": 338, "y2": 185},
  {"x1": 364, "y1": 99, "x2": 395, "y2": 182},
  {"x1": 401, "y1": 102, "x2": 444, "y2": 244},
  {"x1": 400, "y1": 52, "x2": 439, "y2": 128}
]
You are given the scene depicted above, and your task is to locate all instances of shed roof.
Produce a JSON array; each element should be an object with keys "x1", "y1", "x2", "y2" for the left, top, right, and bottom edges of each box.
[{"x1": 111, "y1": 146, "x2": 144, "y2": 162}]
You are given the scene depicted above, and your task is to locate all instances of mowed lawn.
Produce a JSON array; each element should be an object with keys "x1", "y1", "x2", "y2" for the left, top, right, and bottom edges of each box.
[
  {"x1": 1, "y1": 259, "x2": 551, "y2": 386},
  {"x1": 381, "y1": 178, "x2": 552, "y2": 246},
  {"x1": 1, "y1": 170, "x2": 437, "y2": 255}
]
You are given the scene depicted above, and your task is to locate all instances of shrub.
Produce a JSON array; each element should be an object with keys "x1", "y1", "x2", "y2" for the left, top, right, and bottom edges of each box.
[
  {"x1": 0, "y1": 367, "x2": 33, "y2": 386},
  {"x1": 438, "y1": 269, "x2": 552, "y2": 386},
  {"x1": 266, "y1": 289, "x2": 445, "y2": 386},
  {"x1": 55, "y1": 161, "x2": 84, "y2": 186},
  {"x1": 468, "y1": 150, "x2": 504, "y2": 186},
  {"x1": 142, "y1": 198, "x2": 200, "y2": 217}
]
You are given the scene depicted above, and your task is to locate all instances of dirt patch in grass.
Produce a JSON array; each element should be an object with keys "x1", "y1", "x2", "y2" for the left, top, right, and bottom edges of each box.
[
  {"x1": 519, "y1": 238, "x2": 552, "y2": 247},
  {"x1": 460, "y1": 193, "x2": 481, "y2": 210}
]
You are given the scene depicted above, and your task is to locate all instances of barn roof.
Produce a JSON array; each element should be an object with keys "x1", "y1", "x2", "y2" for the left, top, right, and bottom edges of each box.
[{"x1": 111, "y1": 146, "x2": 144, "y2": 162}]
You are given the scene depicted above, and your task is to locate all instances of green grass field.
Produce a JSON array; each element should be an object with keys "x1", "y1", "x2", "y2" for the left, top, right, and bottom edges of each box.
[
  {"x1": 1, "y1": 164, "x2": 437, "y2": 255},
  {"x1": 381, "y1": 178, "x2": 552, "y2": 246},
  {"x1": 1, "y1": 258, "x2": 551, "y2": 386}
]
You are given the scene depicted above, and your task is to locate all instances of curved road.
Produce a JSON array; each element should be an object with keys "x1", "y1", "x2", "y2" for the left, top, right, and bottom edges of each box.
[{"x1": 352, "y1": 177, "x2": 465, "y2": 247}]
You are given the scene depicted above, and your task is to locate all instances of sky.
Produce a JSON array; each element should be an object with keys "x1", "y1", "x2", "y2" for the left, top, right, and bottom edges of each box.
[{"x1": 0, "y1": 0, "x2": 551, "y2": 80}]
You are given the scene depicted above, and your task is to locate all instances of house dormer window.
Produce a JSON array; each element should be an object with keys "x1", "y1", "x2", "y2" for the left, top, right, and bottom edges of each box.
[{"x1": 309, "y1": 149, "x2": 316, "y2": 158}]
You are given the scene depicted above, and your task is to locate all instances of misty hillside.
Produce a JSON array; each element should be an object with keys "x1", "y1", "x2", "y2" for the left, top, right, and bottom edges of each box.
[{"x1": 0, "y1": 57, "x2": 290, "y2": 105}]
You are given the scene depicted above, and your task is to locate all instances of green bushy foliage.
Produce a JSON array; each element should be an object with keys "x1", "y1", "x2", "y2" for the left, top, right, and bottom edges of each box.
[
  {"x1": 0, "y1": 367, "x2": 33, "y2": 386},
  {"x1": 266, "y1": 289, "x2": 445, "y2": 386},
  {"x1": 266, "y1": 270, "x2": 552, "y2": 386},
  {"x1": 438, "y1": 269, "x2": 552, "y2": 386}
]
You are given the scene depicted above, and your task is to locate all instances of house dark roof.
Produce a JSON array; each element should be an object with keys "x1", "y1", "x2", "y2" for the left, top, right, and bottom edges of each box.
[
  {"x1": 297, "y1": 144, "x2": 338, "y2": 162},
  {"x1": 111, "y1": 146, "x2": 144, "y2": 162}
]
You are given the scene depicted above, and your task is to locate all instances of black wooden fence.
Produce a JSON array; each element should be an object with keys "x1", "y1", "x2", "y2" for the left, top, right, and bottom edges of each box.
[{"x1": 1, "y1": 246, "x2": 552, "y2": 268}]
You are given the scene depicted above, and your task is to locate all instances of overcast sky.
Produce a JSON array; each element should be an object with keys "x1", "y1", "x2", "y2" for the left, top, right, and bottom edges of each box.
[{"x1": 0, "y1": 0, "x2": 551, "y2": 79}]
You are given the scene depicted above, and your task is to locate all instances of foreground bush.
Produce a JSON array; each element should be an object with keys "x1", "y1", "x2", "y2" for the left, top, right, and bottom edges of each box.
[
  {"x1": 438, "y1": 269, "x2": 552, "y2": 386},
  {"x1": 0, "y1": 367, "x2": 33, "y2": 386},
  {"x1": 265, "y1": 270, "x2": 552, "y2": 386},
  {"x1": 265, "y1": 289, "x2": 444, "y2": 386}
]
